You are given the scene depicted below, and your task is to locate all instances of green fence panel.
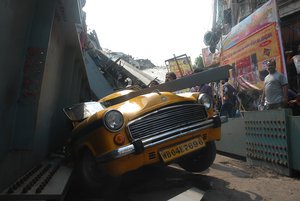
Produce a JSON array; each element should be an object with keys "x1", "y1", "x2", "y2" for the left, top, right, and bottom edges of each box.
[
  {"x1": 288, "y1": 115, "x2": 300, "y2": 171},
  {"x1": 244, "y1": 109, "x2": 291, "y2": 175}
]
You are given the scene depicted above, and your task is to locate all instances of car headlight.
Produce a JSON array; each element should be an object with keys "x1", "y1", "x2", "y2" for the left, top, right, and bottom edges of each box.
[
  {"x1": 103, "y1": 110, "x2": 124, "y2": 132},
  {"x1": 198, "y1": 93, "x2": 212, "y2": 109}
]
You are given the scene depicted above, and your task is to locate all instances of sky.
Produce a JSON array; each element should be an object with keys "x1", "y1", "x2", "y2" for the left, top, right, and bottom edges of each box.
[{"x1": 83, "y1": 0, "x2": 213, "y2": 66}]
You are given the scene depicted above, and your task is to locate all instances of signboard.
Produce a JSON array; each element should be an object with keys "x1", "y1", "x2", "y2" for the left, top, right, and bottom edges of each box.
[
  {"x1": 220, "y1": 0, "x2": 286, "y2": 90},
  {"x1": 202, "y1": 47, "x2": 220, "y2": 67},
  {"x1": 166, "y1": 55, "x2": 193, "y2": 79}
]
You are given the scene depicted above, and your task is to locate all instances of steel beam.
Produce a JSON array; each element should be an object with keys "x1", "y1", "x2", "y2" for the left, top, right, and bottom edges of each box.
[{"x1": 103, "y1": 65, "x2": 231, "y2": 106}]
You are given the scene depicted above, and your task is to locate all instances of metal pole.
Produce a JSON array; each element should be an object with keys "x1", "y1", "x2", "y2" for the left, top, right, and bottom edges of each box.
[
  {"x1": 212, "y1": 0, "x2": 217, "y2": 30},
  {"x1": 185, "y1": 54, "x2": 193, "y2": 72}
]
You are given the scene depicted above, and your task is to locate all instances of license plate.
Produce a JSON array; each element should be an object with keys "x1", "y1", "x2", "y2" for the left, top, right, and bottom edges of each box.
[{"x1": 159, "y1": 137, "x2": 205, "y2": 163}]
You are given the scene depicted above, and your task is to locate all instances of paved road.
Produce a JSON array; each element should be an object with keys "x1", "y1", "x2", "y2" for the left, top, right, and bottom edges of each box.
[
  {"x1": 66, "y1": 164, "x2": 207, "y2": 201},
  {"x1": 65, "y1": 154, "x2": 300, "y2": 201}
]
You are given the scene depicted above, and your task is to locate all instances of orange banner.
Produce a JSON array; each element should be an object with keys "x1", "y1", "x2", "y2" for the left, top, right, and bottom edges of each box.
[{"x1": 220, "y1": 23, "x2": 285, "y2": 90}]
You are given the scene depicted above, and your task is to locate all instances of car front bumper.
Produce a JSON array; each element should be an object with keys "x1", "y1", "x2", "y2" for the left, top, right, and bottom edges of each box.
[{"x1": 96, "y1": 115, "x2": 227, "y2": 163}]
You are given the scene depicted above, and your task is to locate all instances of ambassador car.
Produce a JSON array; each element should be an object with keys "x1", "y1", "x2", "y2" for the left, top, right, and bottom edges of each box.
[{"x1": 64, "y1": 88, "x2": 227, "y2": 189}]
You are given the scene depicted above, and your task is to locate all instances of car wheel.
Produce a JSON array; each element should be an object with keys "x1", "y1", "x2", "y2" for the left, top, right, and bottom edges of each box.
[
  {"x1": 177, "y1": 141, "x2": 216, "y2": 172},
  {"x1": 75, "y1": 149, "x2": 120, "y2": 195}
]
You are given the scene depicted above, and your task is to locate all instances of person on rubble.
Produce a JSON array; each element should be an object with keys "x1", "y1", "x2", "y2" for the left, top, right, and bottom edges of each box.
[
  {"x1": 260, "y1": 59, "x2": 288, "y2": 110},
  {"x1": 124, "y1": 77, "x2": 133, "y2": 88},
  {"x1": 165, "y1": 72, "x2": 177, "y2": 82}
]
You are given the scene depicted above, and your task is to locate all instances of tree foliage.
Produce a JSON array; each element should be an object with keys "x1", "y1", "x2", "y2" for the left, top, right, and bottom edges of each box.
[{"x1": 194, "y1": 56, "x2": 204, "y2": 69}]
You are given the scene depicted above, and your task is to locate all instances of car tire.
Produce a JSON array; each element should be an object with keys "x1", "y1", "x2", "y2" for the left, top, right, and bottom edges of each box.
[
  {"x1": 177, "y1": 141, "x2": 216, "y2": 172},
  {"x1": 75, "y1": 149, "x2": 120, "y2": 196}
]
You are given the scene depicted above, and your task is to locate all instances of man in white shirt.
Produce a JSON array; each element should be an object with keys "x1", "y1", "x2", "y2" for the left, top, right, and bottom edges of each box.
[{"x1": 261, "y1": 59, "x2": 288, "y2": 110}]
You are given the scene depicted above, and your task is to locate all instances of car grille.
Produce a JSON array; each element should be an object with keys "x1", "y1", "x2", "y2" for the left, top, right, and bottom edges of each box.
[{"x1": 127, "y1": 104, "x2": 207, "y2": 140}]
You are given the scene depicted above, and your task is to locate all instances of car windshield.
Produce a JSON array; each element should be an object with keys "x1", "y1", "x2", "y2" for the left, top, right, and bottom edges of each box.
[{"x1": 63, "y1": 102, "x2": 105, "y2": 121}]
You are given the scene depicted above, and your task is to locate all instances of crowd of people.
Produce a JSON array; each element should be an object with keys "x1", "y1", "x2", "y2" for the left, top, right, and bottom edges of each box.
[
  {"x1": 218, "y1": 58, "x2": 299, "y2": 116},
  {"x1": 130, "y1": 52, "x2": 300, "y2": 117},
  {"x1": 159, "y1": 57, "x2": 300, "y2": 117}
]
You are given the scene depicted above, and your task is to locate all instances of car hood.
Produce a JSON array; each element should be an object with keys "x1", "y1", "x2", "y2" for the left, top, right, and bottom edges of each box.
[
  {"x1": 110, "y1": 91, "x2": 198, "y2": 121},
  {"x1": 72, "y1": 91, "x2": 198, "y2": 131}
]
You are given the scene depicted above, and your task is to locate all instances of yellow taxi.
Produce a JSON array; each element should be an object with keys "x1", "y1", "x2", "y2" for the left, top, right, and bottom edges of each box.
[{"x1": 64, "y1": 88, "x2": 227, "y2": 189}]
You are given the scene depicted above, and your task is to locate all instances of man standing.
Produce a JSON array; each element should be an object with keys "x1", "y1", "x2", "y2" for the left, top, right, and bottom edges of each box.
[
  {"x1": 261, "y1": 59, "x2": 288, "y2": 110},
  {"x1": 220, "y1": 79, "x2": 237, "y2": 117}
]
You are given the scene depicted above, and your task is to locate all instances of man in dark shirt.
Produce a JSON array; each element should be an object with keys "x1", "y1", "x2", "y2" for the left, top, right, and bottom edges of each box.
[
  {"x1": 190, "y1": 68, "x2": 213, "y2": 100},
  {"x1": 220, "y1": 79, "x2": 237, "y2": 117}
]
